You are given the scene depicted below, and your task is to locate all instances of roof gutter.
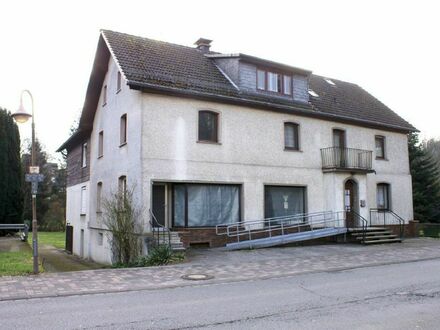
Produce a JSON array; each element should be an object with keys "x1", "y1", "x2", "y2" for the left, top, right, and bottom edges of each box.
[{"x1": 128, "y1": 80, "x2": 417, "y2": 133}]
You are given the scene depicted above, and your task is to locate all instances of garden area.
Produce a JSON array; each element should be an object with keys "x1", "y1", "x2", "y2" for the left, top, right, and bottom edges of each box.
[{"x1": 0, "y1": 231, "x2": 103, "y2": 276}]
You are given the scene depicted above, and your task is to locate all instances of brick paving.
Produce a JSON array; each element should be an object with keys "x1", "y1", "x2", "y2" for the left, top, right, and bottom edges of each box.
[{"x1": 1, "y1": 238, "x2": 440, "y2": 301}]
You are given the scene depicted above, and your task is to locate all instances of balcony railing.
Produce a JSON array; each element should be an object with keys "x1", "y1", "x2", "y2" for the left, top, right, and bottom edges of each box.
[{"x1": 321, "y1": 147, "x2": 373, "y2": 172}]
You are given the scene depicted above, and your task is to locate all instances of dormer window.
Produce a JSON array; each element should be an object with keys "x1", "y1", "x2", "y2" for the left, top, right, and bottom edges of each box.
[
  {"x1": 267, "y1": 72, "x2": 281, "y2": 93},
  {"x1": 256, "y1": 68, "x2": 292, "y2": 95}
]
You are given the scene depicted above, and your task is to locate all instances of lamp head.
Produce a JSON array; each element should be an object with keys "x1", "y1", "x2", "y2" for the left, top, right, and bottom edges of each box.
[{"x1": 11, "y1": 100, "x2": 32, "y2": 124}]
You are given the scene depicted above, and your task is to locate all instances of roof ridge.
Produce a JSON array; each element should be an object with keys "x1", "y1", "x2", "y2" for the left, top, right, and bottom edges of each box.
[{"x1": 100, "y1": 29, "x2": 200, "y2": 52}]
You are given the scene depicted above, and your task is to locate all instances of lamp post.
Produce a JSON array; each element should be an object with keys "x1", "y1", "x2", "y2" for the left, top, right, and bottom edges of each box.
[{"x1": 11, "y1": 90, "x2": 39, "y2": 274}]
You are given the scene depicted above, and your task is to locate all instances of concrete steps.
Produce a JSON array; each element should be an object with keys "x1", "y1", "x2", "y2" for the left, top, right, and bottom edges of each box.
[
  {"x1": 152, "y1": 230, "x2": 185, "y2": 251},
  {"x1": 350, "y1": 228, "x2": 402, "y2": 244}
]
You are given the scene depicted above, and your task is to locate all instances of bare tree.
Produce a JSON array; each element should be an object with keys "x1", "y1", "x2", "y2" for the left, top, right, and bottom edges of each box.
[{"x1": 102, "y1": 187, "x2": 143, "y2": 265}]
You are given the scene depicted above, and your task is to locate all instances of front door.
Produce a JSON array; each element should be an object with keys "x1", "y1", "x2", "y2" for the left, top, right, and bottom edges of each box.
[
  {"x1": 152, "y1": 184, "x2": 166, "y2": 227},
  {"x1": 344, "y1": 180, "x2": 358, "y2": 228}
]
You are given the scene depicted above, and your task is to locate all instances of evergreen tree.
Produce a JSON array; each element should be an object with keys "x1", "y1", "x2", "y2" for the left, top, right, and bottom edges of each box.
[
  {"x1": 21, "y1": 139, "x2": 51, "y2": 226},
  {"x1": 0, "y1": 107, "x2": 23, "y2": 224},
  {"x1": 408, "y1": 132, "x2": 440, "y2": 222}
]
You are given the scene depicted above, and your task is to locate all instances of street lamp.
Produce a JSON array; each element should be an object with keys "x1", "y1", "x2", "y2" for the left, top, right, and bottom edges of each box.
[{"x1": 11, "y1": 90, "x2": 39, "y2": 274}]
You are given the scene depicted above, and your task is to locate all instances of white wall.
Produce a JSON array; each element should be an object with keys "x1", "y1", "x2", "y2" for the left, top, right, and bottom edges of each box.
[
  {"x1": 66, "y1": 182, "x2": 90, "y2": 258},
  {"x1": 86, "y1": 57, "x2": 144, "y2": 263},
  {"x1": 68, "y1": 57, "x2": 414, "y2": 264},
  {"x1": 140, "y1": 93, "x2": 413, "y2": 224}
]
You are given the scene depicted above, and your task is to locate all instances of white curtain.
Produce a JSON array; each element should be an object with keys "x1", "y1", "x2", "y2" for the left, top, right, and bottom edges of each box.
[{"x1": 174, "y1": 184, "x2": 240, "y2": 227}]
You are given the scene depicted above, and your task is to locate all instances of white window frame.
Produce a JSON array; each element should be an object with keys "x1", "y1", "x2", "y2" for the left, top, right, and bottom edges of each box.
[{"x1": 80, "y1": 186, "x2": 87, "y2": 215}]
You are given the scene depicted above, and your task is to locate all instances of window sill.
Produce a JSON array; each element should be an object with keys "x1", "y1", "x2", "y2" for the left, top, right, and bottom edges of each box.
[
  {"x1": 80, "y1": 213, "x2": 86, "y2": 217},
  {"x1": 116, "y1": 89, "x2": 121, "y2": 94},
  {"x1": 81, "y1": 165, "x2": 87, "y2": 168},
  {"x1": 102, "y1": 103, "x2": 107, "y2": 107},
  {"x1": 119, "y1": 142, "x2": 127, "y2": 148},
  {"x1": 284, "y1": 148, "x2": 302, "y2": 152},
  {"x1": 197, "y1": 140, "x2": 221, "y2": 145},
  {"x1": 98, "y1": 155, "x2": 103, "y2": 159},
  {"x1": 375, "y1": 157, "x2": 388, "y2": 161}
]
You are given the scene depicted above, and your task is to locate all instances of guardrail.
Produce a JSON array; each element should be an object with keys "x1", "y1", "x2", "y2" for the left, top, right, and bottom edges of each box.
[
  {"x1": 216, "y1": 211, "x2": 348, "y2": 243},
  {"x1": 321, "y1": 147, "x2": 373, "y2": 171},
  {"x1": 369, "y1": 209, "x2": 405, "y2": 239},
  {"x1": 0, "y1": 224, "x2": 29, "y2": 241}
]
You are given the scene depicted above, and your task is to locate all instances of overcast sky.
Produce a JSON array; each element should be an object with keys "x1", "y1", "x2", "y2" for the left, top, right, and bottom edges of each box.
[{"x1": 0, "y1": 0, "x2": 438, "y2": 162}]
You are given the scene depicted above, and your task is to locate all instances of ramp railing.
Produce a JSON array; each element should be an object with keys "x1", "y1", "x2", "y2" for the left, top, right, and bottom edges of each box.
[{"x1": 216, "y1": 211, "x2": 347, "y2": 243}]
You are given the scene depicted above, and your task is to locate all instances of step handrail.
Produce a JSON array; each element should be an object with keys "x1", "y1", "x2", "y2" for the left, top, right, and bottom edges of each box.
[
  {"x1": 149, "y1": 208, "x2": 171, "y2": 248},
  {"x1": 369, "y1": 208, "x2": 405, "y2": 239},
  {"x1": 350, "y1": 210, "x2": 368, "y2": 242},
  {"x1": 216, "y1": 211, "x2": 346, "y2": 243}
]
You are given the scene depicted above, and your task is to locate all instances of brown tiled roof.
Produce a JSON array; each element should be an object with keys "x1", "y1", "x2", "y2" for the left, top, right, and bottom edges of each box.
[
  {"x1": 57, "y1": 30, "x2": 416, "y2": 152},
  {"x1": 102, "y1": 30, "x2": 415, "y2": 132},
  {"x1": 308, "y1": 75, "x2": 415, "y2": 131},
  {"x1": 102, "y1": 30, "x2": 238, "y2": 97}
]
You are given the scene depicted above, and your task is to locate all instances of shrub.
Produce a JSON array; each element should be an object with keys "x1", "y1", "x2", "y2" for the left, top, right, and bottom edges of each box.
[{"x1": 133, "y1": 245, "x2": 185, "y2": 267}]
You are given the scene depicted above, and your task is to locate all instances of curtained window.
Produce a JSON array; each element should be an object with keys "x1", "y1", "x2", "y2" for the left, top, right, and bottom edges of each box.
[
  {"x1": 375, "y1": 136, "x2": 385, "y2": 159},
  {"x1": 198, "y1": 111, "x2": 218, "y2": 143},
  {"x1": 173, "y1": 184, "x2": 240, "y2": 227},
  {"x1": 264, "y1": 186, "x2": 306, "y2": 221},
  {"x1": 284, "y1": 123, "x2": 299, "y2": 150},
  {"x1": 377, "y1": 183, "x2": 390, "y2": 210}
]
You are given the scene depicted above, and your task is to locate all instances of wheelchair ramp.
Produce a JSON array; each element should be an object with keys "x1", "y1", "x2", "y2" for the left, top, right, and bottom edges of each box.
[
  {"x1": 216, "y1": 211, "x2": 352, "y2": 251},
  {"x1": 225, "y1": 227, "x2": 347, "y2": 250}
]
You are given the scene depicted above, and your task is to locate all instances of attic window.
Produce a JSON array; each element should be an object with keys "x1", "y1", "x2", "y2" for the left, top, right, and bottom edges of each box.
[
  {"x1": 324, "y1": 78, "x2": 336, "y2": 86},
  {"x1": 308, "y1": 90, "x2": 319, "y2": 97},
  {"x1": 102, "y1": 85, "x2": 107, "y2": 106},
  {"x1": 117, "y1": 71, "x2": 122, "y2": 92}
]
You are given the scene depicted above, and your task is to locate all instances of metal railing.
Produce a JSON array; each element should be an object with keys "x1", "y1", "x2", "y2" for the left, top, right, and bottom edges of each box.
[
  {"x1": 369, "y1": 209, "x2": 405, "y2": 239},
  {"x1": 0, "y1": 224, "x2": 29, "y2": 241},
  {"x1": 321, "y1": 147, "x2": 373, "y2": 171},
  {"x1": 350, "y1": 210, "x2": 368, "y2": 242},
  {"x1": 216, "y1": 211, "x2": 347, "y2": 243},
  {"x1": 149, "y1": 209, "x2": 171, "y2": 248}
]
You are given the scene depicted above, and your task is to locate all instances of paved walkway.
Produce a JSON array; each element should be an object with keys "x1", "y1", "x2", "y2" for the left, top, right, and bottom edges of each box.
[{"x1": 1, "y1": 238, "x2": 440, "y2": 301}]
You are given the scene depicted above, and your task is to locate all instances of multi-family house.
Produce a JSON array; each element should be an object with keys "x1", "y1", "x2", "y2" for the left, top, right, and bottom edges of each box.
[{"x1": 58, "y1": 30, "x2": 415, "y2": 264}]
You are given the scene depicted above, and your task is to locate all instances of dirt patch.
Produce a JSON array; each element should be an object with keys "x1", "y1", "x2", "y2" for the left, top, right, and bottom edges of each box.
[{"x1": 0, "y1": 237, "x2": 31, "y2": 253}]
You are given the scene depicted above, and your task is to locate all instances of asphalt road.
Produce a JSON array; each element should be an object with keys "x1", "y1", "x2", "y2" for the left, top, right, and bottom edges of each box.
[{"x1": 1, "y1": 258, "x2": 440, "y2": 330}]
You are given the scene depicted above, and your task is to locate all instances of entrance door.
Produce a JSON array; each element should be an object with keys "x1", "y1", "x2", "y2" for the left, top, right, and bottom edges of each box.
[
  {"x1": 344, "y1": 180, "x2": 358, "y2": 228},
  {"x1": 152, "y1": 184, "x2": 166, "y2": 227}
]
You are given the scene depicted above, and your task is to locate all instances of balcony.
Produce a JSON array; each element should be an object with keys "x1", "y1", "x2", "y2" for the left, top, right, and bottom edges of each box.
[{"x1": 320, "y1": 147, "x2": 374, "y2": 173}]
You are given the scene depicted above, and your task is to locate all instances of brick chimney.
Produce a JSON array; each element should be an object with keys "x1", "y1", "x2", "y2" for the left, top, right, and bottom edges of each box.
[{"x1": 194, "y1": 38, "x2": 212, "y2": 53}]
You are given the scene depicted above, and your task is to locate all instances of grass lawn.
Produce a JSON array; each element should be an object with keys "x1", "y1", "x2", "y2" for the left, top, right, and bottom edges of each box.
[
  {"x1": 0, "y1": 251, "x2": 33, "y2": 276},
  {"x1": 37, "y1": 232, "x2": 65, "y2": 249}
]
